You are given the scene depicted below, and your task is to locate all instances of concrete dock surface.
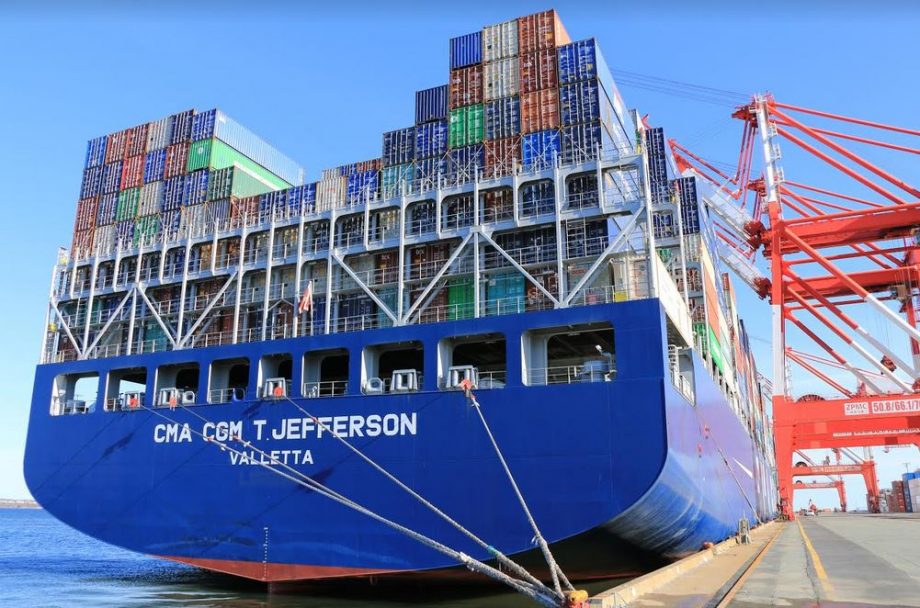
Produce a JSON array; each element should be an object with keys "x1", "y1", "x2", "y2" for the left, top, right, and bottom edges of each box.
[{"x1": 588, "y1": 513, "x2": 920, "y2": 607}]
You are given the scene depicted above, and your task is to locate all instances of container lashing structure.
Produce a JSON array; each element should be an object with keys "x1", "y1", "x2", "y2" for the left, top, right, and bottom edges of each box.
[{"x1": 673, "y1": 95, "x2": 920, "y2": 519}]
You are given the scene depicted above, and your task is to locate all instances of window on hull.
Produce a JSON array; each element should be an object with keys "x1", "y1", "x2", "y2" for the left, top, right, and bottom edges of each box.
[
  {"x1": 259, "y1": 353, "x2": 292, "y2": 398},
  {"x1": 155, "y1": 363, "x2": 200, "y2": 407},
  {"x1": 303, "y1": 349, "x2": 348, "y2": 398},
  {"x1": 363, "y1": 342, "x2": 424, "y2": 394},
  {"x1": 209, "y1": 358, "x2": 250, "y2": 403},
  {"x1": 51, "y1": 372, "x2": 99, "y2": 415},
  {"x1": 439, "y1": 334, "x2": 507, "y2": 389},
  {"x1": 523, "y1": 323, "x2": 615, "y2": 385},
  {"x1": 105, "y1": 367, "x2": 147, "y2": 411}
]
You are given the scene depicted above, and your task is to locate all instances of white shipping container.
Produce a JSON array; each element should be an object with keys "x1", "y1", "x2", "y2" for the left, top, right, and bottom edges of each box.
[
  {"x1": 317, "y1": 176, "x2": 346, "y2": 212},
  {"x1": 483, "y1": 20, "x2": 518, "y2": 63},
  {"x1": 321, "y1": 168, "x2": 340, "y2": 181},
  {"x1": 139, "y1": 182, "x2": 165, "y2": 216},
  {"x1": 95, "y1": 225, "x2": 116, "y2": 253},
  {"x1": 146, "y1": 117, "x2": 173, "y2": 152},
  {"x1": 181, "y1": 203, "x2": 207, "y2": 233},
  {"x1": 484, "y1": 58, "x2": 520, "y2": 101},
  {"x1": 910, "y1": 479, "x2": 920, "y2": 510}
]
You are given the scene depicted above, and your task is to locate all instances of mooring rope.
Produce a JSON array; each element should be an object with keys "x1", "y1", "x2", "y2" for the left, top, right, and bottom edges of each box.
[
  {"x1": 135, "y1": 402, "x2": 562, "y2": 607},
  {"x1": 461, "y1": 382, "x2": 574, "y2": 596},
  {"x1": 275, "y1": 394, "x2": 559, "y2": 600}
]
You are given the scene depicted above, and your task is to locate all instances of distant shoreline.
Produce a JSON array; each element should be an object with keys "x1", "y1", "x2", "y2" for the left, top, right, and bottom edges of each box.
[{"x1": 0, "y1": 499, "x2": 40, "y2": 509}]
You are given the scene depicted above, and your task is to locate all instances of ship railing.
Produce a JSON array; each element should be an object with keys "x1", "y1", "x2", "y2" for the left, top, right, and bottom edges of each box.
[
  {"x1": 672, "y1": 370, "x2": 696, "y2": 404},
  {"x1": 302, "y1": 381, "x2": 348, "y2": 398},
  {"x1": 483, "y1": 244, "x2": 557, "y2": 269},
  {"x1": 565, "y1": 235, "x2": 609, "y2": 260},
  {"x1": 439, "y1": 370, "x2": 507, "y2": 390},
  {"x1": 409, "y1": 301, "x2": 476, "y2": 324},
  {"x1": 334, "y1": 313, "x2": 393, "y2": 333},
  {"x1": 566, "y1": 190, "x2": 600, "y2": 210},
  {"x1": 527, "y1": 365, "x2": 614, "y2": 386},
  {"x1": 520, "y1": 196, "x2": 555, "y2": 219},
  {"x1": 85, "y1": 342, "x2": 123, "y2": 359},
  {"x1": 481, "y1": 205, "x2": 514, "y2": 224},
  {"x1": 135, "y1": 337, "x2": 170, "y2": 354},
  {"x1": 209, "y1": 387, "x2": 246, "y2": 403},
  {"x1": 193, "y1": 330, "x2": 235, "y2": 348},
  {"x1": 55, "y1": 398, "x2": 94, "y2": 415}
]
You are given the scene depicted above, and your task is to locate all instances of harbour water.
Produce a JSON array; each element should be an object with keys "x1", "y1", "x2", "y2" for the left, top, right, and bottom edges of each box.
[{"x1": 0, "y1": 509, "x2": 626, "y2": 607}]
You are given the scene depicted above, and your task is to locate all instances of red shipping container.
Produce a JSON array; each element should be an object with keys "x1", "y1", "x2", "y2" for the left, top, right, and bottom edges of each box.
[
  {"x1": 74, "y1": 197, "x2": 99, "y2": 232},
  {"x1": 521, "y1": 88, "x2": 559, "y2": 133},
  {"x1": 121, "y1": 154, "x2": 145, "y2": 190},
  {"x1": 104, "y1": 129, "x2": 129, "y2": 163},
  {"x1": 231, "y1": 196, "x2": 259, "y2": 223},
  {"x1": 519, "y1": 49, "x2": 558, "y2": 94},
  {"x1": 164, "y1": 142, "x2": 189, "y2": 179},
  {"x1": 72, "y1": 228, "x2": 95, "y2": 254},
  {"x1": 126, "y1": 123, "x2": 149, "y2": 157},
  {"x1": 484, "y1": 138, "x2": 521, "y2": 178},
  {"x1": 449, "y1": 65, "x2": 484, "y2": 109},
  {"x1": 518, "y1": 9, "x2": 570, "y2": 55},
  {"x1": 356, "y1": 159, "x2": 382, "y2": 173}
]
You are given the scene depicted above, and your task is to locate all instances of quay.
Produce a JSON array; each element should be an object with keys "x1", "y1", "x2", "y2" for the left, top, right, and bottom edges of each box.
[{"x1": 588, "y1": 513, "x2": 920, "y2": 607}]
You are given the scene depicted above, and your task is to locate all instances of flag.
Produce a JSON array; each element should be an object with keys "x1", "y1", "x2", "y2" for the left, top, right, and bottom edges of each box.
[{"x1": 298, "y1": 280, "x2": 314, "y2": 314}]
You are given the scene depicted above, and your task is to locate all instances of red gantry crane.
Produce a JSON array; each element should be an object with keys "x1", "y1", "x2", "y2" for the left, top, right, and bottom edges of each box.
[{"x1": 672, "y1": 95, "x2": 920, "y2": 519}]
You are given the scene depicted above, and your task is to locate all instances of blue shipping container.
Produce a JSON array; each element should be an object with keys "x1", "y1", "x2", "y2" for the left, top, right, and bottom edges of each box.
[
  {"x1": 560, "y1": 79, "x2": 615, "y2": 127},
  {"x1": 561, "y1": 122, "x2": 614, "y2": 163},
  {"x1": 85, "y1": 136, "x2": 107, "y2": 169},
  {"x1": 169, "y1": 110, "x2": 194, "y2": 145},
  {"x1": 97, "y1": 193, "x2": 118, "y2": 225},
  {"x1": 558, "y1": 38, "x2": 608, "y2": 85},
  {"x1": 447, "y1": 144, "x2": 485, "y2": 178},
  {"x1": 115, "y1": 220, "x2": 134, "y2": 246},
  {"x1": 80, "y1": 166, "x2": 103, "y2": 199},
  {"x1": 416, "y1": 157, "x2": 449, "y2": 185},
  {"x1": 522, "y1": 130, "x2": 561, "y2": 171},
  {"x1": 415, "y1": 85, "x2": 449, "y2": 124},
  {"x1": 485, "y1": 96, "x2": 521, "y2": 140},
  {"x1": 450, "y1": 31, "x2": 482, "y2": 69},
  {"x1": 191, "y1": 109, "x2": 217, "y2": 142},
  {"x1": 184, "y1": 170, "x2": 210, "y2": 207},
  {"x1": 101, "y1": 161, "x2": 122, "y2": 194},
  {"x1": 415, "y1": 120, "x2": 449, "y2": 159},
  {"x1": 287, "y1": 183, "x2": 317, "y2": 214},
  {"x1": 347, "y1": 170, "x2": 379, "y2": 202},
  {"x1": 144, "y1": 149, "x2": 167, "y2": 184},
  {"x1": 259, "y1": 190, "x2": 287, "y2": 216},
  {"x1": 162, "y1": 176, "x2": 185, "y2": 211},
  {"x1": 161, "y1": 209, "x2": 182, "y2": 237},
  {"x1": 382, "y1": 127, "x2": 416, "y2": 166}
]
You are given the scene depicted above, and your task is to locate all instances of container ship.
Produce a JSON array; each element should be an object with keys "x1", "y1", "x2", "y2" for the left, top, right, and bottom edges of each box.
[{"x1": 24, "y1": 10, "x2": 777, "y2": 584}]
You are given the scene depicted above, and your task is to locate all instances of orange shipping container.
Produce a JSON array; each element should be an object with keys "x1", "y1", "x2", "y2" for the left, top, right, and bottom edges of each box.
[
  {"x1": 520, "y1": 89, "x2": 559, "y2": 133},
  {"x1": 126, "y1": 124, "x2": 149, "y2": 157},
  {"x1": 484, "y1": 138, "x2": 521, "y2": 179},
  {"x1": 121, "y1": 154, "x2": 145, "y2": 190},
  {"x1": 104, "y1": 129, "x2": 129, "y2": 164},
  {"x1": 72, "y1": 228, "x2": 95, "y2": 255},
  {"x1": 164, "y1": 142, "x2": 189, "y2": 179},
  {"x1": 519, "y1": 49, "x2": 558, "y2": 94},
  {"x1": 518, "y1": 9, "x2": 570, "y2": 55},
  {"x1": 449, "y1": 65, "x2": 483, "y2": 109}
]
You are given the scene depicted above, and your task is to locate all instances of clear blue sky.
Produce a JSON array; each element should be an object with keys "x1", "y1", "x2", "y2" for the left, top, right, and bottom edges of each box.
[{"x1": 1, "y1": 1, "x2": 918, "y2": 508}]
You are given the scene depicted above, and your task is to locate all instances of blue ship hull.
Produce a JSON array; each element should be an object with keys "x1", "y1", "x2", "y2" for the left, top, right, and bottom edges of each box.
[{"x1": 24, "y1": 300, "x2": 774, "y2": 581}]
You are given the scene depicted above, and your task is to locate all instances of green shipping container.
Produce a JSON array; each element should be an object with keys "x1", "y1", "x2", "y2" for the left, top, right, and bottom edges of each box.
[
  {"x1": 116, "y1": 188, "x2": 140, "y2": 222},
  {"x1": 134, "y1": 214, "x2": 161, "y2": 245},
  {"x1": 378, "y1": 289, "x2": 397, "y2": 327},
  {"x1": 447, "y1": 278, "x2": 474, "y2": 320},
  {"x1": 207, "y1": 166, "x2": 275, "y2": 201},
  {"x1": 449, "y1": 104, "x2": 484, "y2": 148},
  {"x1": 381, "y1": 163, "x2": 415, "y2": 199},
  {"x1": 484, "y1": 272, "x2": 524, "y2": 315},
  {"x1": 186, "y1": 138, "x2": 291, "y2": 190}
]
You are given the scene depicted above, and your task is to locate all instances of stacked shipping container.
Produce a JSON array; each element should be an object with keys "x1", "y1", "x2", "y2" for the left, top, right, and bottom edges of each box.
[{"x1": 73, "y1": 109, "x2": 302, "y2": 257}]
